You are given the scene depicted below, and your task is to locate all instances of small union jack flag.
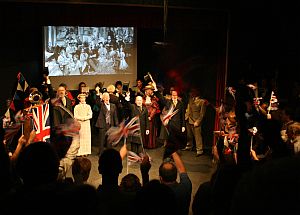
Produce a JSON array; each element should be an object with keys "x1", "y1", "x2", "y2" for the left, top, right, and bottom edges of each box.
[
  {"x1": 127, "y1": 151, "x2": 152, "y2": 165},
  {"x1": 106, "y1": 115, "x2": 140, "y2": 146},
  {"x1": 32, "y1": 103, "x2": 51, "y2": 142},
  {"x1": 268, "y1": 91, "x2": 279, "y2": 111},
  {"x1": 227, "y1": 87, "x2": 236, "y2": 100},
  {"x1": 7, "y1": 72, "x2": 30, "y2": 113},
  {"x1": 127, "y1": 151, "x2": 143, "y2": 164},
  {"x1": 160, "y1": 104, "x2": 179, "y2": 126}
]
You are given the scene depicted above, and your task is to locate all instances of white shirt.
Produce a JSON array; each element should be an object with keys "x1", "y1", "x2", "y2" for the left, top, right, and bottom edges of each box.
[
  {"x1": 61, "y1": 97, "x2": 66, "y2": 106},
  {"x1": 105, "y1": 103, "x2": 110, "y2": 111},
  {"x1": 172, "y1": 99, "x2": 177, "y2": 107}
]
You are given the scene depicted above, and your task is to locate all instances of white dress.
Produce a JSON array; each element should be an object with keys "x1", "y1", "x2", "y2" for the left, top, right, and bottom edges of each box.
[{"x1": 74, "y1": 102, "x2": 93, "y2": 156}]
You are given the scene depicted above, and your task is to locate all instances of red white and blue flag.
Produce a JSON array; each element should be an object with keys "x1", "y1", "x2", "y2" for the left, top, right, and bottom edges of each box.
[
  {"x1": 32, "y1": 103, "x2": 51, "y2": 142},
  {"x1": 160, "y1": 104, "x2": 179, "y2": 126},
  {"x1": 269, "y1": 91, "x2": 279, "y2": 111},
  {"x1": 127, "y1": 151, "x2": 152, "y2": 166},
  {"x1": 106, "y1": 115, "x2": 140, "y2": 146},
  {"x1": 7, "y1": 72, "x2": 30, "y2": 113}
]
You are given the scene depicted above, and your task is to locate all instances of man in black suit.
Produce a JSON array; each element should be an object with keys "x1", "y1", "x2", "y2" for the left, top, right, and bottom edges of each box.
[
  {"x1": 128, "y1": 95, "x2": 150, "y2": 154},
  {"x1": 155, "y1": 88, "x2": 186, "y2": 159},
  {"x1": 95, "y1": 92, "x2": 119, "y2": 155},
  {"x1": 50, "y1": 83, "x2": 80, "y2": 180},
  {"x1": 52, "y1": 84, "x2": 73, "y2": 127}
]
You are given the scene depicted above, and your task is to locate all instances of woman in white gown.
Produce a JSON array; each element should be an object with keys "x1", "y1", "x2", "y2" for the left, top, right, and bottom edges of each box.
[{"x1": 74, "y1": 93, "x2": 93, "y2": 156}]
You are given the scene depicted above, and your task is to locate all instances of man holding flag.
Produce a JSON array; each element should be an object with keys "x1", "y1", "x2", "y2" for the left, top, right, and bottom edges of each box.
[
  {"x1": 153, "y1": 83, "x2": 186, "y2": 159},
  {"x1": 127, "y1": 95, "x2": 150, "y2": 154},
  {"x1": 95, "y1": 92, "x2": 119, "y2": 156}
]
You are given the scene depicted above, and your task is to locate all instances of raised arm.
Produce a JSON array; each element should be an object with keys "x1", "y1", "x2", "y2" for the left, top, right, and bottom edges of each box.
[
  {"x1": 119, "y1": 143, "x2": 128, "y2": 160},
  {"x1": 140, "y1": 154, "x2": 151, "y2": 186},
  {"x1": 171, "y1": 151, "x2": 186, "y2": 173}
]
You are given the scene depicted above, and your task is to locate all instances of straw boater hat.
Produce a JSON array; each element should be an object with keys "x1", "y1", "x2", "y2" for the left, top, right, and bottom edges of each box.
[{"x1": 77, "y1": 93, "x2": 87, "y2": 99}]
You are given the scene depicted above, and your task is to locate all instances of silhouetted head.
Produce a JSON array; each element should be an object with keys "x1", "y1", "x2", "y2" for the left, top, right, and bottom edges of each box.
[
  {"x1": 98, "y1": 148, "x2": 122, "y2": 176},
  {"x1": 16, "y1": 141, "x2": 59, "y2": 186},
  {"x1": 159, "y1": 161, "x2": 177, "y2": 183},
  {"x1": 136, "y1": 179, "x2": 177, "y2": 215},
  {"x1": 72, "y1": 157, "x2": 92, "y2": 183},
  {"x1": 120, "y1": 173, "x2": 142, "y2": 192}
]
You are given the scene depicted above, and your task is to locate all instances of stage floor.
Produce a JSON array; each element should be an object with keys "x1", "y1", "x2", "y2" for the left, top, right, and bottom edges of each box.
[{"x1": 66, "y1": 144, "x2": 216, "y2": 214}]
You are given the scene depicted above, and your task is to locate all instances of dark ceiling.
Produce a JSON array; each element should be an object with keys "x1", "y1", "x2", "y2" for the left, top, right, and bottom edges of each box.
[{"x1": 0, "y1": 0, "x2": 277, "y2": 10}]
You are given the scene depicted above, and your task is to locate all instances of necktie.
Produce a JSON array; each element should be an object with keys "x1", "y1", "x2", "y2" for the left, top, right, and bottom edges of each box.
[
  {"x1": 61, "y1": 97, "x2": 66, "y2": 106},
  {"x1": 105, "y1": 110, "x2": 110, "y2": 125}
]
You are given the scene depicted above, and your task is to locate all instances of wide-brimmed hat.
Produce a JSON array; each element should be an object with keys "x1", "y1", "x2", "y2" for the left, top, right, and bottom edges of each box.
[
  {"x1": 143, "y1": 83, "x2": 155, "y2": 90},
  {"x1": 77, "y1": 93, "x2": 87, "y2": 99}
]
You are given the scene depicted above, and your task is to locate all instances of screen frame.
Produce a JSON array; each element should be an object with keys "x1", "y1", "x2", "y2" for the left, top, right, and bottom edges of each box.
[{"x1": 43, "y1": 26, "x2": 137, "y2": 90}]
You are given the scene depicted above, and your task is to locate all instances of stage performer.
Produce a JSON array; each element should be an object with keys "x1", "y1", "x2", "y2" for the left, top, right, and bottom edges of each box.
[
  {"x1": 74, "y1": 93, "x2": 93, "y2": 157},
  {"x1": 214, "y1": 110, "x2": 239, "y2": 164},
  {"x1": 184, "y1": 88, "x2": 207, "y2": 156},
  {"x1": 95, "y1": 92, "x2": 119, "y2": 156},
  {"x1": 48, "y1": 80, "x2": 80, "y2": 180},
  {"x1": 143, "y1": 83, "x2": 160, "y2": 149},
  {"x1": 127, "y1": 95, "x2": 150, "y2": 154},
  {"x1": 154, "y1": 86, "x2": 186, "y2": 159}
]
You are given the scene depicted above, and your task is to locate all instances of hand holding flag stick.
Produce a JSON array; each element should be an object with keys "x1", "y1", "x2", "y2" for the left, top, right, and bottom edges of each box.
[
  {"x1": 107, "y1": 116, "x2": 151, "y2": 174},
  {"x1": 248, "y1": 127, "x2": 258, "y2": 150},
  {"x1": 227, "y1": 87, "x2": 236, "y2": 100},
  {"x1": 267, "y1": 91, "x2": 279, "y2": 119}
]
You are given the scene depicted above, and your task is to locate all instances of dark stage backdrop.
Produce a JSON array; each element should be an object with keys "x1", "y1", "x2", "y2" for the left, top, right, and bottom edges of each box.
[{"x1": 0, "y1": 2, "x2": 228, "y2": 148}]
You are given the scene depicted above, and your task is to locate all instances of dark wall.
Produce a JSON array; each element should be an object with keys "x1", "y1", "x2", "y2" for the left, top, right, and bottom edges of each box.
[{"x1": 226, "y1": 1, "x2": 300, "y2": 104}]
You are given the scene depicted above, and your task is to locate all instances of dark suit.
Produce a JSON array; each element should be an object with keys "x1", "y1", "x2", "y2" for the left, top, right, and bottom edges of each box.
[
  {"x1": 47, "y1": 83, "x2": 73, "y2": 131},
  {"x1": 128, "y1": 104, "x2": 150, "y2": 153},
  {"x1": 52, "y1": 97, "x2": 73, "y2": 127},
  {"x1": 47, "y1": 85, "x2": 79, "y2": 179},
  {"x1": 51, "y1": 96, "x2": 74, "y2": 159},
  {"x1": 156, "y1": 92, "x2": 186, "y2": 158},
  {"x1": 95, "y1": 100, "x2": 119, "y2": 155}
]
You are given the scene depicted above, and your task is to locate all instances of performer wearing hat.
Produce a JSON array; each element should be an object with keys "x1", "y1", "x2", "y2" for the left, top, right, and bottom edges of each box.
[
  {"x1": 184, "y1": 88, "x2": 207, "y2": 156},
  {"x1": 143, "y1": 82, "x2": 160, "y2": 149},
  {"x1": 74, "y1": 93, "x2": 93, "y2": 157}
]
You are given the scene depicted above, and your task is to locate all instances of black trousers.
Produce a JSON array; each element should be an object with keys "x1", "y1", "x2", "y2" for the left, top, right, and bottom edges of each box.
[{"x1": 98, "y1": 125, "x2": 111, "y2": 156}]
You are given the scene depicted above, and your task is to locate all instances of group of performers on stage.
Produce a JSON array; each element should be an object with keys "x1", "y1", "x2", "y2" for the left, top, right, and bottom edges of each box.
[{"x1": 2, "y1": 72, "x2": 300, "y2": 175}]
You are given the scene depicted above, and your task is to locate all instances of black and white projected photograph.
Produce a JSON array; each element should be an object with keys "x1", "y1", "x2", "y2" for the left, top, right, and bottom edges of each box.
[{"x1": 44, "y1": 26, "x2": 136, "y2": 76}]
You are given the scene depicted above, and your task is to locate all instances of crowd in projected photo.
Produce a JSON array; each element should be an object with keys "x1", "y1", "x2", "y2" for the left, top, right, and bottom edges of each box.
[{"x1": 44, "y1": 26, "x2": 135, "y2": 76}]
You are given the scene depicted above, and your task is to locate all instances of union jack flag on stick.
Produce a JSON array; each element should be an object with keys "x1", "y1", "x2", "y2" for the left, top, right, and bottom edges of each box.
[
  {"x1": 106, "y1": 115, "x2": 140, "y2": 146},
  {"x1": 127, "y1": 151, "x2": 152, "y2": 165},
  {"x1": 268, "y1": 91, "x2": 279, "y2": 111},
  {"x1": 160, "y1": 104, "x2": 179, "y2": 127},
  {"x1": 9, "y1": 72, "x2": 30, "y2": 113}
]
